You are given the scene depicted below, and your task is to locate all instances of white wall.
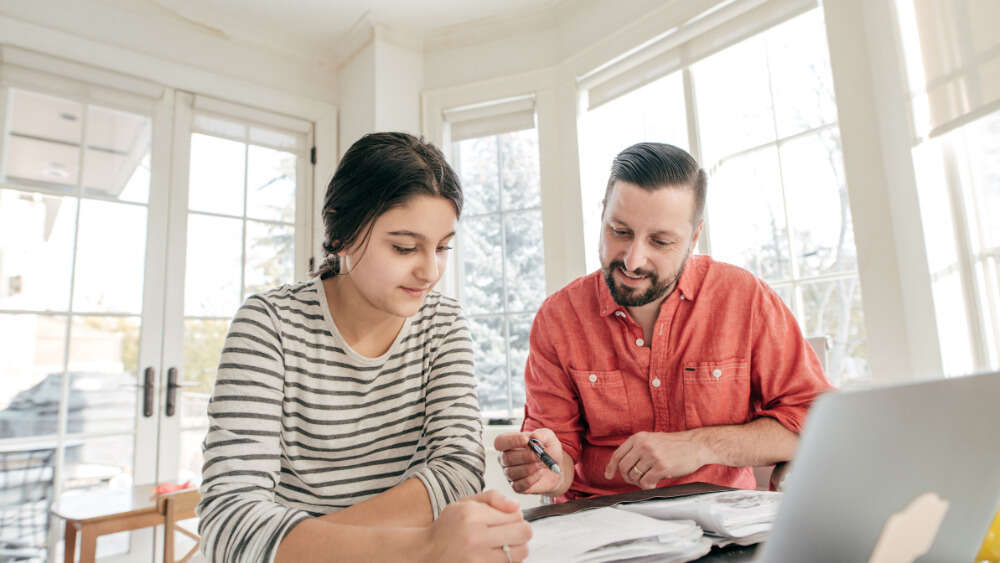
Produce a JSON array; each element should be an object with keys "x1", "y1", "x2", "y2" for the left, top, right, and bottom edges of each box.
[
  {"x1": 374, "y1": 38, "x2": 424, "y2": 135},
  {"x1": 338, "y1": 42, "x2": 377, "y2": 158}
]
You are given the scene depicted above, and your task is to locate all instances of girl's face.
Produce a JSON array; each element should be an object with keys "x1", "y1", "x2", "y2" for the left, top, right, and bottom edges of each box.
[{"x1": 340, "y1": 194, "x2": 457, "y2": 319}]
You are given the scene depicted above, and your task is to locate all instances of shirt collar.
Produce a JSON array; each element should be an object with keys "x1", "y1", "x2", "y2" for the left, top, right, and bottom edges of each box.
[{"x1": 596, "y1": 255, "x2": 708, "y2": 317}]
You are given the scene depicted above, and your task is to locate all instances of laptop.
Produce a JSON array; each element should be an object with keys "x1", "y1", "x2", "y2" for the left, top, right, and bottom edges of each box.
[{"x1": 756, "y1": 371, "x2": 1000, "y2": 562}]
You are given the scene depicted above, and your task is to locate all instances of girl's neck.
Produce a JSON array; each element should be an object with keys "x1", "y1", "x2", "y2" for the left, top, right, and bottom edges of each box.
[{"x1": 323, "y1": 275, "x2": 406, "y2": 358}]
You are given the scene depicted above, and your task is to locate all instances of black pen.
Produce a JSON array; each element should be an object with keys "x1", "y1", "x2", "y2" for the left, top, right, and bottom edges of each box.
[{"x1": 528, "y1": 437, "x2": 561, "y2": 475}]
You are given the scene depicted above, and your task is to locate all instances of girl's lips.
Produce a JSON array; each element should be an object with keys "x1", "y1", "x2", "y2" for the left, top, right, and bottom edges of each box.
[{"x1": 401, "y1": 286, "x2": 428, "y2": 297}]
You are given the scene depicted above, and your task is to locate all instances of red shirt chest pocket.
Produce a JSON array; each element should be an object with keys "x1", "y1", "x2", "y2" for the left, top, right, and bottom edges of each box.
[
  {"x1": 682, "y1": 358, "x2": 751, "y2": 428},
  {"x1": 569, "y1": 368, "x2": 633, "y2": 439}
]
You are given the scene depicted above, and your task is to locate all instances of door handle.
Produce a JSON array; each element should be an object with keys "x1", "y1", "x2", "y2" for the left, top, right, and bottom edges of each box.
[
  {"x1": 165, "y1": 367, "x2": 197, "y2": 417},
  {"x1": 142, "y1": 367, "x2": 155, "y2": 417}
]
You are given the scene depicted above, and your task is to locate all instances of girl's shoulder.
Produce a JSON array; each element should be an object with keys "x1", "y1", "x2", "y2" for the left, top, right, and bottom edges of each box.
[{"x1": 410, "y1": 292, "x2": 465, "y2": 333}]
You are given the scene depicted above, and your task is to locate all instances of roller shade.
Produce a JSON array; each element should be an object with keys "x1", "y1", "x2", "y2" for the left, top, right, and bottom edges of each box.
[
  {"x1": 904, "y1": 0, "x2": 1000, "y2": 138},
  {"x1": 443, "y1": 95, "x2": 536, "y2": 141},
  {"x1": 582, "y1": 0, "x2": 816, "y2": 111}
]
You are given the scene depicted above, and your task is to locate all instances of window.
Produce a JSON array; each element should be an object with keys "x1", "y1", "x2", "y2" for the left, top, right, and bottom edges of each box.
[
  {"x1": 453, "y1": 128, "x2": 545, "y2": 419},
  {"x1": 578, "y1": 9, "x2": 868, "y2": 386},
  {"x1": 914, "y1": 109, "x2": 1000, "y2": 374}
]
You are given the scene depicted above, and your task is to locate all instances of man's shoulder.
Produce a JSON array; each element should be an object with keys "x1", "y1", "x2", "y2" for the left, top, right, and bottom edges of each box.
[
  {"x1": 540, "y1": 270, "x2": 602, "y2": 313},
  {"x1": 696, "y1": 255, "x2": 769, "y2": 294}
]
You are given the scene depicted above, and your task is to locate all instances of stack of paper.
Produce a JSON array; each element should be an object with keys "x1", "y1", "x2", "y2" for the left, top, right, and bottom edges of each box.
[
  {"x1": 527, "y1": 507, "x2": 711, "y2": 563},
  {"x1": 618, "y1": 490, "x2": 783, "y2": 544}
]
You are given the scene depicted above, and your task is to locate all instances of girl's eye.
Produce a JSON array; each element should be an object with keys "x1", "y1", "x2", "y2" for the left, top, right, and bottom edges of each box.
[
  {"x1": 393, "y1": 245, "x2": 417, "y2": 254},
  {"x1": 436, "y1": 245, "x2": 453, "y2": 253}
]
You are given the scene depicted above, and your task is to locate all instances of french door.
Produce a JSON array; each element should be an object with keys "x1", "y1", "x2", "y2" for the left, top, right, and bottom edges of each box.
[{"x1": 0, "y1": 67, "x2": 312, "y2": 561}]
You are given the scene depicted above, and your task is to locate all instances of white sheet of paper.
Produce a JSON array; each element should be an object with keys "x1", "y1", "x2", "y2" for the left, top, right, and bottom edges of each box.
[{"x1": 527, "y1": 507, "x2": 701, "y2": 562}]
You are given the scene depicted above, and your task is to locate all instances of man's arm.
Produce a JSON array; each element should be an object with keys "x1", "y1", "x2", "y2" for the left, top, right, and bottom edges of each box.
[{"x1": 605, "y1": 417, "x2": 797, "y2": 489}]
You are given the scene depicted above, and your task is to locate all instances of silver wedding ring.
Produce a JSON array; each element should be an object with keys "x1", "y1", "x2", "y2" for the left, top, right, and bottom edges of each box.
[{"x1": 502, "y1": 543, "x2": 512, "y2": 563}]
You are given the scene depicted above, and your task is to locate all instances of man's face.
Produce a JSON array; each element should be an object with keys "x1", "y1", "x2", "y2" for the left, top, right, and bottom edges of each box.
[{"x1": 599, "y1": 181, "x2": 702, "y2": 308}]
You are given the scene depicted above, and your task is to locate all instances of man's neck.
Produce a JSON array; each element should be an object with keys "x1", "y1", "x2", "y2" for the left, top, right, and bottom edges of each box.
[{"x1": 627, "y1": 287, "x2": 675, "y2": 344}]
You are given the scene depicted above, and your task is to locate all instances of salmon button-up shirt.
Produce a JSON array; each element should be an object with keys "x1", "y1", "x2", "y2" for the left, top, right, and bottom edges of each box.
[{"x1": 521, "y1": 255, "x2": 833, "y2": 499}]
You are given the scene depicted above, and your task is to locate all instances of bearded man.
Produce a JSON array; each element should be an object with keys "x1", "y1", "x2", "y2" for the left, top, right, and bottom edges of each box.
[{"x1": 495, "y1": 142, "x2": 833, "y2": 500}]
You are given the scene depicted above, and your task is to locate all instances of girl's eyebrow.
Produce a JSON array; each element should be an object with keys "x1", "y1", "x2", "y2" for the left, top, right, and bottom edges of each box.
[{"x1": 387, "y1": 230, "x2": 456, "y2": 241}]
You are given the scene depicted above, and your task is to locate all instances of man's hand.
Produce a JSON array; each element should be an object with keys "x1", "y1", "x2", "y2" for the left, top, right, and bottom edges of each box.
[
  {"x1": 604, "y1": 431, "x2": 709, "y2": 489},
  {"x1": 494, "y1": 429, "x2": 565, "y2": 495}
]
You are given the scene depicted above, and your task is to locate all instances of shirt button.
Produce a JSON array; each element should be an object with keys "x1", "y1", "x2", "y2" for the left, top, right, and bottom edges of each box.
[
  {"x1": 651, "y1": 378, "x2": 661, "y2": 387},
  {"x1": 712, "y1": 368, "x2": 722, "y2": 379},
  {"x1": 615, "y1": 311, "x2": 625, "y2": 318},
  {"x1": 635, "y1": 338, "x2": 644, "y2": 347},
  {"x1": 588, "y1": 374, "x2": 597, "y2": 383}
]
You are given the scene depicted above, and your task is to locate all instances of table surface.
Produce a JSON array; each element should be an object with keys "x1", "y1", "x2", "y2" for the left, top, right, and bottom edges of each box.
[{"x1": 50, "y1": 483, "x2": 159, "y2": 523}]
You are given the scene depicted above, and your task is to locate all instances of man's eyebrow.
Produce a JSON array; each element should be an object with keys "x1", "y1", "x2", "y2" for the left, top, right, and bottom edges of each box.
[{"x1": 607, "y1": 218, "x2": 680, "y2": 239}]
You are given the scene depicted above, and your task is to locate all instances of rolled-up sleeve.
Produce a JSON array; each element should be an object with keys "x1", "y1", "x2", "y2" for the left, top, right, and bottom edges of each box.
[
  {"x1": 197, "y1": 296, "x2": 310, "y2": 563},
  {"x1": 520, "y1": 304, "x2": 585, "y2": 464},
  {"x1": 750, "y1": 285, "x2": 835, "y2": 432},
  {"x1": 409, "y1": 312, "x2": 485, "y2": 517}
]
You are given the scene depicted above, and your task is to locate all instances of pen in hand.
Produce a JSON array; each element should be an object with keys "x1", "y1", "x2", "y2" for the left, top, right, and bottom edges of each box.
[{"x1": 528, "y1": 437, "x2": 561, "y2": 475}]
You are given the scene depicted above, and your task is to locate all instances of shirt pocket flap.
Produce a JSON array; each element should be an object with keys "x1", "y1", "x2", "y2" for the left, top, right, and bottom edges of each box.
[
  {"x1": 682, "y1": 357, "x2": 749, "y2": 383},
  {"x1": 569, "y1": 368, "x2": 625, "y2": 388}
]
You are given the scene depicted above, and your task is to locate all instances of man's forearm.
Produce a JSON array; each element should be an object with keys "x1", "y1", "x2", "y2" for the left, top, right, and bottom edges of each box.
[{"x1": 692, "y1": 417, "x2": 798, "y2": 468}]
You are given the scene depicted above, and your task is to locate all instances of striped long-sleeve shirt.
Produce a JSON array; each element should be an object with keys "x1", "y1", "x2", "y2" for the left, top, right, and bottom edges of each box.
[{"x1": 197, "y1": 278, "x2": 485, "y2": 563}]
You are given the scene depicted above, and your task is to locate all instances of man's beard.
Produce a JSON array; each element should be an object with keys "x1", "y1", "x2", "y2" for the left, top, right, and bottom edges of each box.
[{"x1": 602, "y1": 254, "x2": 690, "y2": 307}]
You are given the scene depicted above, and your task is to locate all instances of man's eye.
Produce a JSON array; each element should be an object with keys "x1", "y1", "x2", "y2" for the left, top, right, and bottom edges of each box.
[
  {"x1": 653, "y1": 239, "x2": 672, "y2": 247},
  {"x1": 393, "y1": 245, "x2": 417, "y2": 254},
  {"x1": 611, "y1": 227, "x2": 629, "y2": 237}
]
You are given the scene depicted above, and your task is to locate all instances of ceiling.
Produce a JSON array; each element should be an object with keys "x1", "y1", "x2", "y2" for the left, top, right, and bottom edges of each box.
[{"x1": 127, "y1": 0, "x2": 571, "y2": 62}]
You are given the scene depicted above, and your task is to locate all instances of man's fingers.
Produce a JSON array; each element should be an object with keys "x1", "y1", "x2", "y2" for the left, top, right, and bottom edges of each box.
[
  {"x1": 605, "y1": 439, "x2": 633, "y2": 478},
  {"x1": 511, "y1": 468, "x2": 547, "y2": 494},
  {"x1": 504, "y1": 462, "x2": 544, "y2": 481},
  {"x1": 500, "y1": 449, "x2": 538, "y2": 467},
  {"x1": 494, "y1": 432, "x2": 531, "y2": 451}
]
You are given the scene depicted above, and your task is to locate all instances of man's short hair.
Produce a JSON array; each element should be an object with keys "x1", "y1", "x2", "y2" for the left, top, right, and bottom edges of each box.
[{"x1": 603, "y1": 142, "x2": 707, "y2": 225}]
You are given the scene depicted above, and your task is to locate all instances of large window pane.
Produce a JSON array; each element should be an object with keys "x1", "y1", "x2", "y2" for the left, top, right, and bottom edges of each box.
[
  {"x1": 72, "y1": 200, "x2": 147, "y2": 314},
  {"x1": 765, "y1": 10, "x2": 838, "y2": 138},
  {"x1": 188, "y1": 134, "x2": 245, "y2": 216},
  {"x1": 781, "y1": 129, "x2": 856, "y2": 277},
  {"x1": 183, "y1": 319, "x2": 229, "y2": 396},
  {"x1": 245, "y1": 220, "x2": 294, "y2": 298},
  {"x1": 459, "y1": 215, "x2": 503, "y2": 315},
  {"x1": 246, "y1": 146, "x2": 296, "y2": 222},
  {"x1": 694, "y1": 37, "x2": 775, "y2": 164},
  {"x1": 82, "y1": 106, "x2": 151, "y2": 203},
  {"x1": 184, "y1": 214, "x2": 242, "y2": 317},
  {"x1": 578, "y1": 72, "x2": 688, "y2": 273},
  {"x1": 468, "y1": 315, "x2": 507, "y2": 416},
  {"x1": 0, "y1": 314, "x2": 67, "y2": 439},
  {"x1": 4, "y1": 90, "x2": 81, "y2": 191},
  {"x1": 66, "y1": 316, "x2": 139, "y2": 435},
  {"x1": 0, "y1": 190, "x2": 76, "y2": 311},
  {"x1": 507, "y1": 314, "x2": 532, "y2": 410},
  {"x1": 456, "y1": 136, "x2": 500, "y2": 215},
  {"x1": 503, "y1": 210, "x2": 545, "y2": 313},
  {"x1": 800, "y1": 279, "x2": 869, "y2": 385},
  {"x1": 706, "y1": 147, "x2": 790, "y2": 280},
  {"x1": 500, "y1": 129, "x2": 541, "y2": 210}
]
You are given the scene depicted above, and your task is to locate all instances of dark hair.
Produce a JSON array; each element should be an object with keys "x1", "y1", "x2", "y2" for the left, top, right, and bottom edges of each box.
[
  {"x1": 603, "y1": 142, "x2": 707, "y2": 225},
  {"x1": 315, "y1": 132, "x2": 463, "y2": 279}
]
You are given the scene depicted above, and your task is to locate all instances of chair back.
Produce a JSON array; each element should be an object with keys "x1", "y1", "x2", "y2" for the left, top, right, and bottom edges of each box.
[
  {"x1": 0, "y1": 447, "x2": 55, "y2": 560},
  {"x1": 156, "y1": 488, "x2": 201, "y2": 563}
]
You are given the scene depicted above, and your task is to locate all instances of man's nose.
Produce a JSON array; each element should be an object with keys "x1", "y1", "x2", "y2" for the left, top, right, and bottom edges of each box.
[{"x1": 623, "y1": 242, "x2": 647, "y2": 273}]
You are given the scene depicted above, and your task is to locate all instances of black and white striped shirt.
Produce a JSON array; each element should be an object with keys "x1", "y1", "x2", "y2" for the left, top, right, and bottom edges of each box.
[{"x1": 197, "y1": 278, "x2": 485, "y2": 563}]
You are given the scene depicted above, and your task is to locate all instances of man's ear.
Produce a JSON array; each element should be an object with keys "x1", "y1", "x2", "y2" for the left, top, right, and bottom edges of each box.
[{"x1": 690, "y1": 220, "x2": 705, "y2": 251}]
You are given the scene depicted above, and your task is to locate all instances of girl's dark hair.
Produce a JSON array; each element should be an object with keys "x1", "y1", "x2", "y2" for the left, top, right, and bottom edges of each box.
[{"x1": 314, "y1": 132, "x2": 463, "y2": 279}]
